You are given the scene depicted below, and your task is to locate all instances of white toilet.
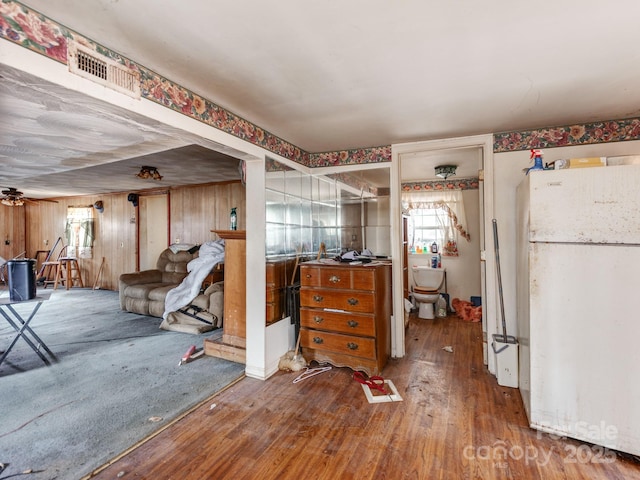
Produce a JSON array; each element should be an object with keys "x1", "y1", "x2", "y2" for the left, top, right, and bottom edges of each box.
[{"x1": 411, "y1": 266, "x2": 446, "y2": 319}]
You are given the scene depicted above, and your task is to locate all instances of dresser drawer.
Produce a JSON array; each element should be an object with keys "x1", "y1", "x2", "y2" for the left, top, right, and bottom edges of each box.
[
  {"x1": 300, "y1": 328, "x2": 376, "y2": 360},
  {"x1": 300, "y1": 308, "x2": 375, "y2": 336},
  {"x1": 266, "y1": 302, "x2": 283, "y2": 325},
  {"x1": 300, "y1": 267, "x2": 322, "y2": 287},
  {"x1": 266, "y1": 286, "x2": 284, "y2": 303},
  {"x1": 299, "y1": 288, "x2": 374, "y2": 313},
  {"x1": 301, "y1": 265, "x2": 375, "y2": 290},
  {"x1": 348, "y1": 269, "x2": 376, "y2": 291},
  {"x1": 320, "y1": 269, "x2": 375, "y2": 290},
  {"x1": 267, "y1": 258, "x2": 297, "y2": 286}
]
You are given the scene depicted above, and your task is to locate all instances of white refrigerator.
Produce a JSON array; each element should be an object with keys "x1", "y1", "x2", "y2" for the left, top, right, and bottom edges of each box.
[{"x1": 516, "y1": 164, "x2": 640, "y2": 456}]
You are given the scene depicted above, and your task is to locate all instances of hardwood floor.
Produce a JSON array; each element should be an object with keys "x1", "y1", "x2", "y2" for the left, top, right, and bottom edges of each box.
[{"x1": 89, "y1": 314, "x2": 640, "y2": 480}]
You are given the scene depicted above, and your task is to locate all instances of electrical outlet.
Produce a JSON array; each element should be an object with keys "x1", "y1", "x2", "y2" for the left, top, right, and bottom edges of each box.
[{"x1": 44, "y1": 239, "x2": 49, "y2": 246}]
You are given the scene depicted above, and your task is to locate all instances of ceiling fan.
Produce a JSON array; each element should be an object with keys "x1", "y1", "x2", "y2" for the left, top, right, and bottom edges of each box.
[{"x1": 1, "y1": 187, "x2": 58, "y2": 206}]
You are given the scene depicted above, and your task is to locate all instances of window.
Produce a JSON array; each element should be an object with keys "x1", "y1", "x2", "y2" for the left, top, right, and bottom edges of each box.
[
  {"x1": 65, "y1": 206, "x2": 95, "y2": 258},
  {"x1": 401, "y1": 189, "x2": 470, "y2": 256},
  {"x1": 408, "y1": 206, "x2": 451, "y2": 253}
]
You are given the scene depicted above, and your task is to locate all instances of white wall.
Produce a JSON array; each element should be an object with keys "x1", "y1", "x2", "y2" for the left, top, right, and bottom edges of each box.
[{"x1": 493, "y1": 140, "x2": 640, "y2": 340}]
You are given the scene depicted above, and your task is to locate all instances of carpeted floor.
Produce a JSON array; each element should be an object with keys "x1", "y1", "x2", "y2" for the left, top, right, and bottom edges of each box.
[{"x1": 0, "y1": 287, "x2": 245, "y2": 480}]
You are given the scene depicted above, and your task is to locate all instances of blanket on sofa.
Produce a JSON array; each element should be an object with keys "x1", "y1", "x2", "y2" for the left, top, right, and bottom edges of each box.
[{"x1": 163, "y1": 239, "x2": 225, "y2": 320}]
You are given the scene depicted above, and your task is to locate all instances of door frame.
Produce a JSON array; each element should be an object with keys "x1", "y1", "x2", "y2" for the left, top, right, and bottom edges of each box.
[
  {"x1": 390, "y1": 134, "x2": 496, "y2": 374},
  {"x1": 137, "y1": 190, "x2": 170, "y2": 272}
]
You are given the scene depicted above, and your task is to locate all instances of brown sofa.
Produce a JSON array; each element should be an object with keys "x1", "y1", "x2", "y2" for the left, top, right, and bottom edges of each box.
[{"x1": 119, "y1": 248, "x2": 198, "y2": 317}]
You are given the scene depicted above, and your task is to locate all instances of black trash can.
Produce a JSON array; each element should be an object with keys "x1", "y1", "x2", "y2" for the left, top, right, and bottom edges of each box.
[
  {"x1": 7, "y1": 259, "x2": 37, "y2": 301},
  {"x1": 286, "y1": 281, "x2": 301, "y2": 339},
  {"x1": 441, "y1": 292, "x2": 451, "y2": 313}
]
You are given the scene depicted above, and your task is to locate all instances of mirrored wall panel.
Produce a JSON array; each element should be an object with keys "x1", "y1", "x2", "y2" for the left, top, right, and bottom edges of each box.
[{"x1": 264, "y1": 158, "x2": 391, "y2": 324}]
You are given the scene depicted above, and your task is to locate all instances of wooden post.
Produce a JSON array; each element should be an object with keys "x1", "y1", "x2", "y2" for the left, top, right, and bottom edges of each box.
[{"x1": 204, "y1": 230, "x2": 246, "y2": 363}]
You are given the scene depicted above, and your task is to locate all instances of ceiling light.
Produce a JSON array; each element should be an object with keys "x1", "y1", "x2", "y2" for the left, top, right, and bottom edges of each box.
[
  {"x1": 1, "y1": 197, "x2": 24, "y2": 207},
  {"x1": 136, "y1": 166, "x2": 163, "y2": 180},
  {"x1": 435, "y1": 165, "x2": 457, "y2": 179}
]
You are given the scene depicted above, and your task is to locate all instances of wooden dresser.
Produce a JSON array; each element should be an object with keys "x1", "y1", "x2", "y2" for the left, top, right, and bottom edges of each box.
[{"x1": 299, "y1": 260, "x2": 392, "y2": 376}]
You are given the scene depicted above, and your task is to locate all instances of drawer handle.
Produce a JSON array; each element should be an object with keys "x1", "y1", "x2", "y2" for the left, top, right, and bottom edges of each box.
[
  {"x1": 313, "y1": 316, "x2": 324, "y2": 324},
  {"x1": 329, "y1": 275, "x2": 341, "y2": 283},
  {"x1": 347, "y1": 298, "x2": 359, "y2": 306},
  {"x1": 313, "y1": 337, "x2": 324, "y2": 344},
  {"x1": 347, "y1": 320, "x2": 359, "y2": 328},
  {"x1": 347, "y1": 342, "x2": 359, "y2": 350},
  {"x1": 313, "y1": 294, "x2": 324, "y2": 303},
  {"x1": 306, "y1": 274, "x2": 312, "y2": 278}
]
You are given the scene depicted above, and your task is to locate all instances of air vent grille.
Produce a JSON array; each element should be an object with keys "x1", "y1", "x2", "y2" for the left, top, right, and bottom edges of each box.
[
  {"x1": 76, "y1": 49, "x2": 108, "y2": 80},
  {"x1": 68, "y1": 42, "x2": 141, "y2": 99},
  {"x1": 109, "y1": 64, "x2": 139, "y2": 93}
]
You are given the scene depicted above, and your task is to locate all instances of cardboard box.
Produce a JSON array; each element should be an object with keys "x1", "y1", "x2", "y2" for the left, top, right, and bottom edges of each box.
[{"x1": 555, "y1": 157, "x2": 606, "y2": 169}]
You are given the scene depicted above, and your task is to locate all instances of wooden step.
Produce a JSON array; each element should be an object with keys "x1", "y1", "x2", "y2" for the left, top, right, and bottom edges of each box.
[{"x1": 203, "y1": 337, "x2": 245, "y2": 364}]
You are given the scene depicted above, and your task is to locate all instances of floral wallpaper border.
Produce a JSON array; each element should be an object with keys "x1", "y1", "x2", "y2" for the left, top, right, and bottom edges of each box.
[
  {"x1": 493, "y1": 118, "x2": 640, "y2": 153},
  {"x1": 308, "y1": 146, "x2": 391, "y2": 167},
  {"x1": 401, "y1": 178, "x2": 480, "y2": 192},
  {"x1": 3, "y1": 0, "x2": 640, "y2": 166},
  {"x1": 0, "y1": 0, "x2": 71, "y2": 63}
]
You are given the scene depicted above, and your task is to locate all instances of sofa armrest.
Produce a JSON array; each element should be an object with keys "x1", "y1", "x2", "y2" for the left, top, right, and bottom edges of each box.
[
  {"x1": 181, "y1": 282, "x2": 224, "y2": 325},
  {"x1": 118, "y1": 269, "x2": 163, "y2": 309},
  {"x1": 120, "y1": 269, "x2": 163, "y2": 286}
]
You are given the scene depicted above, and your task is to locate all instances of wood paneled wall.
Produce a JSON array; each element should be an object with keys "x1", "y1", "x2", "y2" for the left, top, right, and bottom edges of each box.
[
  {"x1": 6, "y1": 181, "x2": 245, "y2": 291},
  {"x1": 0, "y1": 205, "x2": 26, "y2": 261},
  {"x1": 171, "y1": 182, "x2": 246, "y2": 244}
]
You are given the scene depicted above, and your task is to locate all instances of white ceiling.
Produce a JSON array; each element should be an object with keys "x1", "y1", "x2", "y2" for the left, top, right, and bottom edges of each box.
[{"x1": 3, "y1": 0, "x2": 640, "y2": 198}]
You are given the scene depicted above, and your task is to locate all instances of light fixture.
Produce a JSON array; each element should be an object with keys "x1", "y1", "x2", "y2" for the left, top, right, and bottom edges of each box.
[
  {"x1": 136, "y1": 166, "x2": 163, "y2": 180},
  {"x1": 1, "y1": 197, "x2": 24, "y2": 206},
  {"x1": 1, "y1": 187, "x2": 25, "y2": 207},
  {"x1": 434, "y1": 164, "x2": 457, "y2": 179}
]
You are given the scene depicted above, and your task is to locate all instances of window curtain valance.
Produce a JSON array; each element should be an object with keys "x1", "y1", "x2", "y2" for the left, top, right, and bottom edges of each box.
[{"x1": 401, "y1": 190, "x2": 471, "y2": 243}]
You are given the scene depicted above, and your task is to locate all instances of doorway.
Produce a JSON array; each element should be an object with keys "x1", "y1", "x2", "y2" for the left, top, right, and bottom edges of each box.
[
  {"x1": 391, "y1": 134, "x2": 496, "y2": 372},
  {"x1": 138, "y1": 193, "x2": 169, "y2": 271}
]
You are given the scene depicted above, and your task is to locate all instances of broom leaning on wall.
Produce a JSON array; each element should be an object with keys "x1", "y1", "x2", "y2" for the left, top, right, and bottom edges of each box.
[{"x1": 278, "y1": 247, "x2": 307, "y2": 372}]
